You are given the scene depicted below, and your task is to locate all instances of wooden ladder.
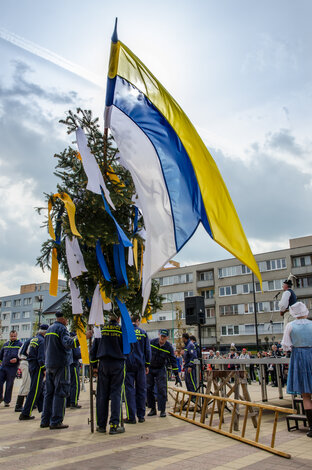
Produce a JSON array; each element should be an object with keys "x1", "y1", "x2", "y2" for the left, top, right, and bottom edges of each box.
[{"x1": 169, "y1": 386, "x2": 295, "y2": 459}]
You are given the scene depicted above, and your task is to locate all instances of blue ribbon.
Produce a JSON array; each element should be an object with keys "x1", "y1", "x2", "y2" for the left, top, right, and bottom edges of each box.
[
  {"x1": 96, "y1": 240, "x2": 111, "y2": 281},
  {"x1": 133, "y1": 206, "x2": 139, "y2": 235},
  {"x1": 116, "y1": 297, "x2": 137, "y2": 354},
  {"x1": 101, "y1": 187, "x2": 132, "y2": 248},
  {"x1": 113, "y1": 244, "x2": 128, "y2": 287}
]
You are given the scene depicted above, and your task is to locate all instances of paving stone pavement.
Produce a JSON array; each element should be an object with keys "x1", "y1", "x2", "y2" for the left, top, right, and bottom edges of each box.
[{"x1": 0, "y1": 380, "x2": 311, "y2": 469}]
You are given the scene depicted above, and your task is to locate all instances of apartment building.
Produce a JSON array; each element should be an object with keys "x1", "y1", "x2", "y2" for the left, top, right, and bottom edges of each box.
[
  {"x1": 145, "y1": 235, "x2": 312, "y2": 351},
  {"x1": 0, "y1": 281, "x2": 66, "y2": 342}
]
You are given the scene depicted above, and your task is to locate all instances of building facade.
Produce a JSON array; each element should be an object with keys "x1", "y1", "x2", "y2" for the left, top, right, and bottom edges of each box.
[
  {"x1": 0, "y1": 281, "x2": 66, "y2": 342},
  {"x1": 145, "y1": 235, "x2": 312, "y2": 352}
]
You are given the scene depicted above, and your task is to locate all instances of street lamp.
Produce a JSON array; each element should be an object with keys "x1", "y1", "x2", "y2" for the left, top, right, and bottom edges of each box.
[
  {"x1": 252, "y1": 273, "x2": 260, "y2": 352},
  {"x1": 35, "y1": 295, "x2": 43, "y2": 326}
]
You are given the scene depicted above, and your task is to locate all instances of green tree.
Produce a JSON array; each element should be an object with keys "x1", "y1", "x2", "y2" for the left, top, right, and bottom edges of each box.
[{"x1": 37, "y1": 108, "x2": 163, "y2": 325}]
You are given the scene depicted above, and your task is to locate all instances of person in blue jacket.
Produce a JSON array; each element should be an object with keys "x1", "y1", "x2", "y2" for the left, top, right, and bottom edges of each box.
[
  {"x1": 124, "y1": 315, "x2": 151, "y2": 424},
  {"x1": 67, "y1": 331, "x2": 82, "y2": 409},
  {"x1": 90, "y1": 315, "x2": 126, "y2": 435},
  {"x1": 182, "y1": 333, "x2": 197, "y2": 392},
  {"x1": 0, "y1": 330, "x2": 23, "y2": 406},
  {"x1": 147, "y1": 329, "x2": 180, "y2": 418},
  {"x1": 40, "y1": 312, "x2": 91, "y2": 430},
  {"x1": 19, "y1": 324, "x2": 49, "y2": 420}
]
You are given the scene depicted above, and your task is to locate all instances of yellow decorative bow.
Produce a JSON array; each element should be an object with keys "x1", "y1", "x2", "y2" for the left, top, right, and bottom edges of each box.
[{"x1": 48, "y1": 192, "x2": 81, "y2": 239}]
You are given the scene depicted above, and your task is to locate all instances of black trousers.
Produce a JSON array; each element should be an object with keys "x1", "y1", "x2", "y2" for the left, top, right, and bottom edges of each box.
[
  {"x1": 96, "y1": 358, "x2": 125, "y2": 428},
  {"x1": 147, "y1": 367, "x2": 167, "y2": 412}
]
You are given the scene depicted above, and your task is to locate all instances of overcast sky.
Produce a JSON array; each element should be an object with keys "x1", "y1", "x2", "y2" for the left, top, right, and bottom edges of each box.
[{"x1": 1, "y1": 0, "x2": 312, "y2": 296}]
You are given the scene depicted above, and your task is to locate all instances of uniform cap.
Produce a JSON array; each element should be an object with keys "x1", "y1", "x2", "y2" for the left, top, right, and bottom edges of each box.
[
  {"x1": 159, "y1": 329, "x2": 169, "y2": 337},
  {"x1": 39, "y1": 324, "x2": 49, "y2": 330}
]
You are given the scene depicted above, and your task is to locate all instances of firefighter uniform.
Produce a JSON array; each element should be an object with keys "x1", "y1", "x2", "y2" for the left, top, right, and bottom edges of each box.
[
  {"x1": 125, "y1": 324, "x2": 151, "y2": 423},
  {"x1": 40, "y1": 318, "x2": 79, "y2": 428},
  {"x1": 19, "y1": 325, "x2": 49, "y2": 420},
  {"x1": 0, "y1": 337, "x2": 22, "y2": 405},
  {"x1": 68, "y1": 332, "x2": 81, "y2": 408},
  {"x1": 183, "y1": 338, "x2": 197, "y2": 392},
  {"x1": 147, "y1": 332, "x2": 179, "y2": 415},
  {"x1": 90, "y1": 319, "x2": 126, "y2": 434}
]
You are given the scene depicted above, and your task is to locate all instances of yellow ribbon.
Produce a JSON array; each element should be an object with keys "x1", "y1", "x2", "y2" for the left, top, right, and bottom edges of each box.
[
  {"x1": 141, "y1": 317, "x2": 147, "y2": 324},
  {"x1": 50, "y1": 192, "x2": 81, "y2": 238},
  {"x1": 107, "y1": 165, "x2": 125, "y2": 188},
  {"x1": 76, "y1": 315, "x2": 90, "y2": 364},
  {"x1": 49, "y1": 247, "x2": 59, "y2": 296},
  {"x1": 139, "y1": 243, "x2": 144, "y2": 282},
  {"x1": 133, "y1": 238, "x2": 138, "y2": 270},
  {"x1": 100, "y1": 288, "x2": 111, "y2": 304},
  {"x1": 75, "y1": 152, "x2": 82, "y2": 161},
  {"x1": 48, "y1": 199, "x2": 56, "y2": 240}
]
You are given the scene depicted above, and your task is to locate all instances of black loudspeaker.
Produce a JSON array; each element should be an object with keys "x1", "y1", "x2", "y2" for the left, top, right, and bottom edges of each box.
[{"x1": 185, "y1": 296, "x2": 205, "y2": 325}]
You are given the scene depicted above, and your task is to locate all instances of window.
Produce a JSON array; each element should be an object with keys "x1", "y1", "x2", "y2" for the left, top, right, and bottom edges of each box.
[
  {"x1": 158, "y1": 273, "x2": 193, "y2": 286},
  {"x1": 2, "y1": 326, "x2": 9, "y2": 333},
  {"x1": 3, "y1": 300, "x2": 11, "y2": 307},
  {"x1": 14, "y1": 299, "x2": 21, "y2": 306},
  {"x1": 22, "y1": 324, "x2": 30, "y2": 331},
  {"x1": 201, "y1": 290, "x2": 214, "y2": 299},
  {"x1": 296, "y1": 276, "x2": 312, "y2": 288},
  {"x1": 11, "y1": 325, "x2": 19, "y2": 332},
  {"x1": 219, "y1": 285, "x2": 237, "y2": 296},
  {"x1": 23, "y1": 298, "x2": 32, "y2": 305},
  {"x1": 159, "y1": 316, "x2": 167, "y2": 321},
  {"x1": 202, "y1": 326, "x2": 216, "y2": 337},
  {"x1": 221, "y1": 325, "x2": 239, "y2": 336},
  {"x1": 23, "y1": 311, "x2": 30, "y2": 318},
  {"x1": 220, "y1": 304, "x2": 240, "y2": 316},
  {"x1": 1, "y1": 312, "x2": 9, "y2": 321},
  {"x1": 199, "y1": 271, "x2": 214, "y2": 281},
  {"x1": 162, "y1": 291, "x2": 193, "y2": 303},
  {"x1": 258, "y1": 258, "x2": 286, "y2": 272},
  {"x1": 205, "y1": 307, "x2": 215, "y2": 318},
  {"x1": 292, "y1": 256, "x2": 311, "y2": 268},
  {"x1": 12, "y1": 312, "x2": 20, "y2": 320}
]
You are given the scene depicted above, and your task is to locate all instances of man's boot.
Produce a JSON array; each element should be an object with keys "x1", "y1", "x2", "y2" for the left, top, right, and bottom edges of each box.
[
  {"x1": 305, "y1": 409, "x2": 312, "y2": 437},
  {"x1": 15, "y1": 395, "x2": 24, "y2": 412}
]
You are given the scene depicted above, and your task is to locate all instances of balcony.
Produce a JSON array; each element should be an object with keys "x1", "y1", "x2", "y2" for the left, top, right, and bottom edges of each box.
[
  {"x1": 205, "y1": 317, "x2": 216, "y2": 326},
  {"x1": 201, "y1": 336, "x2": 217, "y2": 347},
  {"x1": 291, "y1": 266, "x2": 312, "y2": 276},
  {"x1": 204, "y1": 298, "x2": 215, "y2": 307},
  {"x1": 197, "y1": 279, "x2": 214, "y2": 289}
]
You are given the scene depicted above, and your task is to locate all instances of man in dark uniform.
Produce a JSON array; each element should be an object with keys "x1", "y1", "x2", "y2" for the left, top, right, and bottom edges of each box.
[
  {"x1": 19, "y1": 324, "x2": 49, "y2": 420},
  {"x1": 0, "y1": 330, "x2": 23, "y2": 407},
  {"x1": 40, "y1": 313, "x2": 91, "y2": 430},
  {"x1": 182, "y1": 333, "x2": 197, "y2": 392},
  {"x1": 67, "y1": 331, "x2": 82, "y2": 409},
  {"x1": 90, "y1": 315, "x2": 126, "y2": 435},
  {"x1": 124, "y1": 315, "x2": 151, "y2": 424},
  {"x1": 147, "y1": 329, "x2": 180, "y2": 418}
]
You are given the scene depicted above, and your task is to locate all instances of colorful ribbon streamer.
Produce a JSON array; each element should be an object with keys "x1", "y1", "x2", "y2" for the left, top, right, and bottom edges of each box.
[
  {"x1": 49, "y1": 247, "x2": 59, "y2": 296},
  {"x1": 100, "y1": 188, "x2": 132, "y2": 248},
  {"x1": 115, "y1": 297, "x2": 137, "y2": 354},
  {"x1": 49, "y1": 193, "x2": 81, "y2": 238},
  {"x1": 96, "y1": 240, "x2": 111, "y2": 281},
  {"x1": 76, "y1": 315, "x2": 90, "y2": 364},
  {"x1": 113, "y1": 243, "x2": 128, "y2": 287}
]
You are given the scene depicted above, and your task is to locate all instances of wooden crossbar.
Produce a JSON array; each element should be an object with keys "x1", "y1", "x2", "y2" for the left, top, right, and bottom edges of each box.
[{"x1": 169, "y1": 386, "x2": 295, "y2": 459}]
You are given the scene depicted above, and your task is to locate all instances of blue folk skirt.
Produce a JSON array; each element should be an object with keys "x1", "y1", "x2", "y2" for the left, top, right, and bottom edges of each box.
[{"x1": 287, "y1": 347, "x2": 312, "y2": 394}]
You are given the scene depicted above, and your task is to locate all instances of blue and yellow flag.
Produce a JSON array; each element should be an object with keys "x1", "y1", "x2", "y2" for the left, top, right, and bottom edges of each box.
[{"x1": 105, "y1": 20, "x2": 262, "y2": 309}]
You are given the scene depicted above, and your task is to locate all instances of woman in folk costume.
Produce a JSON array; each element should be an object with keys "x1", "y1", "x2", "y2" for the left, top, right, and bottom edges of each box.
[{"x1": 281, "y1": 301, "x2": 312, "y2": 438}]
